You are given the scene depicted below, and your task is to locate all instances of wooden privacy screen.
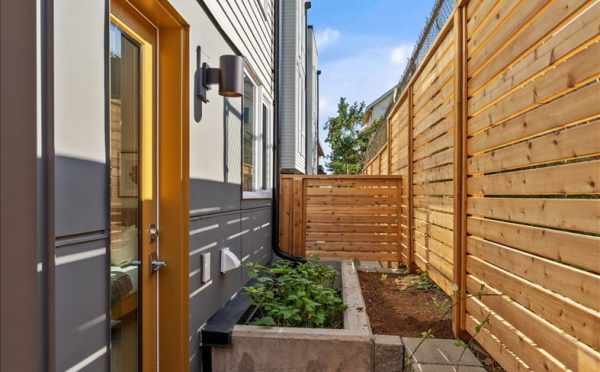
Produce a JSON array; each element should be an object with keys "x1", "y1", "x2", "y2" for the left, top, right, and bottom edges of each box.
[
  {"x1": 362, "y1": 0, "x2": 600, "y2": 369},
  {"x1": 279, "y1": 175, "x2": 404, "y2": 262},
  {"x1": 411, "y1": 17, "x2": 457, "y2": 295},
  {"x1": 464, "y1": 0, "x2": 600, "y2": 370},
  {"x1": 364, "y1": 146, "x2": 389, "y2": 176}
]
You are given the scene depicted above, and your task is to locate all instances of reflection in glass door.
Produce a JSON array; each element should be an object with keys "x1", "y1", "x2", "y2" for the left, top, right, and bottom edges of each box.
[{"x1": 109, "y1": 23, "x2": 141, "y2": 372}]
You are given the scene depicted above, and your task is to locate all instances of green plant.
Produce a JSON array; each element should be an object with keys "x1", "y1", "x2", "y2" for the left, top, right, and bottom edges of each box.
[
  {"x1": 404, "y1": 281, "x2": 499, "y2": 371},
  {"x1": 244, "y1": 259, "x2": 347, "y2": 328},
  {"x1": 411, "y1": 272, "x2": 438, "y2": 291}
]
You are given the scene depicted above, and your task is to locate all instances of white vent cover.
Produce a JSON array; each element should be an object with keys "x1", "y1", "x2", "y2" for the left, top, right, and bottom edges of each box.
[{"x1": 220, "y1": 248, "x2": 241, "y2": 274}]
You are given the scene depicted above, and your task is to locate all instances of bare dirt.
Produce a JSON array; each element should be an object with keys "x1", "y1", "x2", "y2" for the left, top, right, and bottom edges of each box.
[
  {"x1": 358, "y1": 270, "x2": 504, "y2": 372},
  {"x1": 358, "y1": 271, "x2": 453, "y2": 338}
]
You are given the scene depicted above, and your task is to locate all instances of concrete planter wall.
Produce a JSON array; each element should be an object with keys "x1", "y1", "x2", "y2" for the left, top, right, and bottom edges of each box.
[{"x1": 211, "y1": 261, "x2": 404, "y2": 372}]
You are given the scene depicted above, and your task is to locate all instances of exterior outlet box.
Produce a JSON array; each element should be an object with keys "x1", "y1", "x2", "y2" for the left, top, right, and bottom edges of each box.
[
  {"x1": 202, "y1": 252, "x2": 211, "y2": 283},
  {"x1": 220, "y1": 248, "x2": 241, "y2": 274}
]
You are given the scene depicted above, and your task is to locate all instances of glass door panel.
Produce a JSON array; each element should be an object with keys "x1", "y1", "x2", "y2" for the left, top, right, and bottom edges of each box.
[{"x1": 109, "y1": 23, "x2": 141, "y2": 372}]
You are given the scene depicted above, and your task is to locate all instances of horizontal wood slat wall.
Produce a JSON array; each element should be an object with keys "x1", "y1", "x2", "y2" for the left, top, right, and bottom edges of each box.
[
  {"x1": 361, "y1": 0, "x2": 600, "y2": 369},
  {"x1": 279, "y1": 175, "x2": 404, "y2": 263},
  {"x1": 464, "y1": 0, "x2": 600, "y2": 370}
]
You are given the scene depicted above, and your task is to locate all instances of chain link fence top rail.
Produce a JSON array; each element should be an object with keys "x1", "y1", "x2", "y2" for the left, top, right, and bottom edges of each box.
[{"x1": 364, "y1": 0, "x2": 456, "y2": 163}]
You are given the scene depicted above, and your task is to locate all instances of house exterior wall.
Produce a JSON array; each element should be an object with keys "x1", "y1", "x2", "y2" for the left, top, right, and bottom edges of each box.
[
  {"x1": 49, "y1": 1, "x2": 274, "y2": 371},
  {"x1": 305, "y1": 26, "x2": 319, "y2": 175},
  {"x1": 53, "y1": 0, "x2": 110, "y2": 370},
  {"x1": 279, "y1": 0, "x2": 306, "y2": 173},
  {"x1": 364, "y1": 89, "x2": 394, "y2": 128},
  {"x1": 168, "y1": 2, "x2": 274, "y2": 370}
]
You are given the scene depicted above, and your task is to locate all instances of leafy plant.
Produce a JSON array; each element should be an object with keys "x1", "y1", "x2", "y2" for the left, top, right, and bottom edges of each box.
[{"x1": 244, "y1": 259, "x2": 347, "y2": 328}]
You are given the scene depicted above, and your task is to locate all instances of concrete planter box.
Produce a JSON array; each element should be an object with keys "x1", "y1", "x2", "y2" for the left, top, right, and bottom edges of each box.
[{"x1": 211, "y1": 260, "x2": 404, "y2": 372}]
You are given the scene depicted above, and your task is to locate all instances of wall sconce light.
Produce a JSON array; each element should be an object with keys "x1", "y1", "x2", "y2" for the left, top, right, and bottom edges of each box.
[{"x1": 194, "y1": 46, "x2": 243, "y2": 122}]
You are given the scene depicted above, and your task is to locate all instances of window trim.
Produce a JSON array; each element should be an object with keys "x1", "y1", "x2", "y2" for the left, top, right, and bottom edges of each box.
[{"x1": 242, "y1": 71, "x2": 273, "y2": 199}]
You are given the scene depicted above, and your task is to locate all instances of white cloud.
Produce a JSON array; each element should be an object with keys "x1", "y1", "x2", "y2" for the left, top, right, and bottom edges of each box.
[
  {"x1": 319, "y1": 42, "x2": 413, "y2": 120},
  {"x1": 315, "y1": 28, "x2": 341, "y2": 50},
  {"x1": 390, "y1": 44, "x2": 413, "y2": 65},
  {"x1": 317, "y1": 41, "x2": 414, "y2": 159}
]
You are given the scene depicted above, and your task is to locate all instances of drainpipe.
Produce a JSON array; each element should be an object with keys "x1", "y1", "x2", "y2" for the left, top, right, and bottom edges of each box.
[
  {"x1": 272, "y1": 0, "x2": 305, "y2": 263},
  {"x1": 304, "y1": 2, "x2": 312, "y2": 175},
  {"x1": 317, "y1": 69, "x2": 321, "y2": 172}
]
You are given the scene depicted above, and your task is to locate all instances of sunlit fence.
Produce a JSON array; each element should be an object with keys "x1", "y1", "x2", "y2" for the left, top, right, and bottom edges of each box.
[
  {"x1": 279, "y1": 175, "x2": 404, "y2": 264},
  {"x1": 362, "y1": 0, "x2": 600, "y2": 370}
]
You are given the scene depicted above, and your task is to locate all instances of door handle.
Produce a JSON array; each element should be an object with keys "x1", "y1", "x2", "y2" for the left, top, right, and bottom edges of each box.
[
  {"x1": 151, "y1": 259, "x2": 167, "y2": 272},
  {"x1": 150, "y1": 251, "x2": 166, "y2": 273}
]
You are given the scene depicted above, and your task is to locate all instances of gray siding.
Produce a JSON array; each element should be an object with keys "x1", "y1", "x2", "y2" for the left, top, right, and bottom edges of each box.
[
  {"x1": 306, "y1": 27, "x2": 319, "y2": 175},
  {"x1": 51, "y1": 1, "x2": 275, "y2": 371},
  {"x1": 53, "y1": 0, "x2": 109, "y2": 370},
  {"x1": 279, "y1": 0, "x2": 306, "y2": 173},
  {"x1": 168, "y1": 1, "x2": 275, "y2": 371}
]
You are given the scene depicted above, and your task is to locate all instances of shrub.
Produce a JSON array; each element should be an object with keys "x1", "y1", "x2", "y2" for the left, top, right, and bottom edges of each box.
[{"x1": 244, "y1": 259, "x2": 347, "y2": 328}]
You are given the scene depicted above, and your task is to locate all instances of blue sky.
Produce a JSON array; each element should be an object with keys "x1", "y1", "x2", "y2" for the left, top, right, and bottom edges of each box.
[{"x1": 308, "y1": 0, "x2": 436, "y2": 159}]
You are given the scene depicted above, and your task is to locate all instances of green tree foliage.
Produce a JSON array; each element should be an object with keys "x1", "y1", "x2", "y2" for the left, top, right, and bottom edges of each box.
[{"x1": 324, "y1": 98, "x2": 380, "y2": 174}]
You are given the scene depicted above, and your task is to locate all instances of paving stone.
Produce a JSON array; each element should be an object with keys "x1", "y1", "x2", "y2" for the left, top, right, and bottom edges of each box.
[
  {"x1": 403, "y1": 337, "x2": 483, "y2": 368},
  {"x1": 373, "y1": 335, "x2": 404, "y2": 372},
  {"x1": 408, "y1": 364, "x2": 487, "y2": 372}
]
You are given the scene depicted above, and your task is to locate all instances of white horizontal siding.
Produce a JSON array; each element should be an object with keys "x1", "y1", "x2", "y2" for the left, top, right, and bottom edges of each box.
[
  {"x1": 279, "y1": 0, "x2": 305, "y2": 173},
  {"x1": 201, "y1": 0, "x2": 274, "y2": 101}
]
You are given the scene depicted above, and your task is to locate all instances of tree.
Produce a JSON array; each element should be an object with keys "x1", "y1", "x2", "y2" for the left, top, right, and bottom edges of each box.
[{"x1": 324, "y1": 98, "x2": 380, "y2": 174}]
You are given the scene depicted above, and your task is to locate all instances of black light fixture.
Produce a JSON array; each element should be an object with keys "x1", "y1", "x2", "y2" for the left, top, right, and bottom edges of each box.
[{"x1": 194, "y1": 46, "x2": 243, "y2": 122}]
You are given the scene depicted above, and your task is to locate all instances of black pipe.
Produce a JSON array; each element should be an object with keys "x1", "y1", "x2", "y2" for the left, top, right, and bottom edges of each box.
[
  {"x1": 317, "y1": 69, "x2": 321, "y2": 172},
  {"x1": 272, "y1": 0, "x2": 305, "y2": 263}
]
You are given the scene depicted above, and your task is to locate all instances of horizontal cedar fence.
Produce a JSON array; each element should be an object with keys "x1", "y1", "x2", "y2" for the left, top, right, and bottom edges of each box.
[
  {"x1": 364, "y1": 145, "x2": 389, "y2": 176},
  {"x1": 362, "y1": 0, "x2": 600, "y2": 370},
  {"x1": 279, "y1": 175, "x2": 404, "y2": 264}
]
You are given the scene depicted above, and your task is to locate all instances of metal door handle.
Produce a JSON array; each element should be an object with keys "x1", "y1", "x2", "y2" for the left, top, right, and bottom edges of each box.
[
  {"x1": 151, "y1": 259, "x2": 167, "y2": 272},
  {"x1": 150, "y1": 251, "x2": 166, "y2": 273}
]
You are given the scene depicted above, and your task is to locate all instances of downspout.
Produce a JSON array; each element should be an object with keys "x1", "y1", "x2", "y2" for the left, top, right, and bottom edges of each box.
[
  {"x1": 317, "y1": 69, "x2": 321, "y2": 172},
  {"x1": 304, "y1": 3, "x2": 311, "y2": 175},
  {"x1": 272, "y1": 0, "x2": 305, "y2": 262}
]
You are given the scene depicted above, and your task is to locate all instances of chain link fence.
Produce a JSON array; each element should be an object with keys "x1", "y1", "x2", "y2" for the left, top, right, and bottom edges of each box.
[{"x1": 364, "y1": 0, "x2": 456, "y2": 165}]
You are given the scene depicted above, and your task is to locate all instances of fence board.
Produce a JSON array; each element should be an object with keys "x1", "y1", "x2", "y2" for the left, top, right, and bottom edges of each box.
[
  {"x1": 468, "y1": 119, "x2": 600, "y2": 175},
  {"x1": 280, "y1": 175, "x2": 404, "y2": 263},
  {"x1": 467, "y1": 216, "x2": 600, "y2": 274},
  {"x1": 359, "y1": 1, "x2": 600, "y2": 367},
  {"x1": 468, "y1": 159, "x2": 600, "y2": 195},
  {"x1": 467, "y1": 255, "x2": 600, "y2": 350},
  {"x1": 467, "y1": 236, "x2": 600, "y2": 311}
]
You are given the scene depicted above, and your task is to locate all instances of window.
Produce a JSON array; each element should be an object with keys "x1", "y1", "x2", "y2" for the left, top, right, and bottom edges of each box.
[
  {"x1": 243, "y1": 76, "x2": 255, "y2": 192},
  {"x1": 262, "y1": 103, "x2": 270, "y2": 190},
  {"x1": 243, "y1": 74, "x2": 272, "y2": 197}
]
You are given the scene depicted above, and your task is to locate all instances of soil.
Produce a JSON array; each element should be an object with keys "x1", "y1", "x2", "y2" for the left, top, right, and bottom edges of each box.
[
  {"x1": 358, "y1": 271, "x2": 453, "y2": 338},
  {"x1": 358, "y1": 271, "x2": 504, "y2": 372}
]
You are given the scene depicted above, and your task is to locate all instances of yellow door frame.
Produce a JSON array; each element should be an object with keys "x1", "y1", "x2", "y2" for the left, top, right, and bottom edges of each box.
[{"x1": 110, "y1": 0, "x2": 189, "y2": 370}]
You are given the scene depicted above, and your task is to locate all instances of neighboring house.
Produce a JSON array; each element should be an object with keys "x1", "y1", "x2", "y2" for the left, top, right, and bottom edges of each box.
[
  {"x1": 305, "y1": 25, "x2": 319, "y2": 175},
  {"x1": 3, "y1": 0, "x2": 280, "y2": 371},
  {"x1": 363, "y1": 86, "x2": 396, "y2": 128},
  {"x1": 279, "y1": 0, "x2": 310, "y2": 174}
]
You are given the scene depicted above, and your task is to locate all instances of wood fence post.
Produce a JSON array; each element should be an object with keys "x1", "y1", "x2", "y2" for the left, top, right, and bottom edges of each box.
[
  {"x1": 292, "y1": 176, "x2": 304, "y2": 256},
  {"x1": 452, "y1": 4, "x2": 468, "y2": 339},
  {"x1": 397, "y1": 178, "x2": 403, "y2": 265},
  {"x1": 300, "y1": 177, "x2": 306, "y2": 256},
  {"x1": 407, "y1": 84, "x2": 415, "y2": 273},
  {"x1": 387, "y1": 117, "x2": 392, "y2": 175}
]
